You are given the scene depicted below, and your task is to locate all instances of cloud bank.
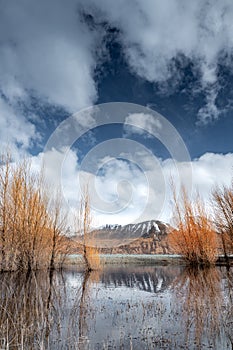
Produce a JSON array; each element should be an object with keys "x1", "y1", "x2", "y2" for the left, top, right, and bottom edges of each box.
[
  {"x1": 31, "y1": 148, "x2": 233, "y2": 226},
  {"x1": 1, "y1": 0, "x2": 233, "y2": 227},
  {"x1": 0, "y1": 0, "x2": 99, "y2": 112},
  {"x1": 0, "y1": 0, "x2": 102, "y2": 152},
  {"x1": 1, "y1": 0, "x2": 233, "y2": 148},
  {"x1": 87, "y1": 0, "x2": 233, "y2": 124}
]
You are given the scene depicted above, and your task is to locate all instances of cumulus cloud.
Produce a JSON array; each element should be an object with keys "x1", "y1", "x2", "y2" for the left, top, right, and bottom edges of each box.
[
  {"x1": 1, "y1": 0, "x2": 233, "y2": 153},
  {"x1": 0, "y1": 0, "x2": 100, "y2": 112},
  {"x1": 197, "y1": 88, "x2": 220, "y2": 125},
  {"x1": 0, "y1": 96, "x2": 40, "y2": 156},
  {"x1": 0, "y1": 0, "x2": 106, "y2": 153},
  {"x1": 124, "y1": 113, "x2": 162, "y2": 138},
  {"x1": 191, "y1": 152, "x2": 233, "y2": 192},
  {"x1": 86, "y1": 0, "x2": 233, "y2": 124},
  {"x1": 91, "y1": 151, "x2": 233, "y2": 225},
  {"x1": 1, "y1": 0, "x2": 233, "y2": 215},
  {"x1": 30, "y1": 145, "x2": 233, "y2": 227}
]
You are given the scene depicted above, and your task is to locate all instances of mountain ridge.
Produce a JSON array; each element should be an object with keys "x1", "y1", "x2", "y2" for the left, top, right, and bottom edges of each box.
[{"x1": 90, "y1": 219, "x2": 172, "y2": 253}]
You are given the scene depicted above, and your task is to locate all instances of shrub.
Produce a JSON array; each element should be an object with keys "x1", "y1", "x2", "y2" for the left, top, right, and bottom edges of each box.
[
  {"x1": 212, "y1": 182, "x2": 233, "y2": 258},
  {"x1": 77, "y1": 188, "x2": 100, "y2": 271},
  {"x1": 173, "y1": 266, "x2": 221, "y2": 347},
  {"x1": 0, "y1": 153, "x2": 68, "y2": 271},
  {"x1": 168, "y1": 185, "x2": 218, "y2": 265}
]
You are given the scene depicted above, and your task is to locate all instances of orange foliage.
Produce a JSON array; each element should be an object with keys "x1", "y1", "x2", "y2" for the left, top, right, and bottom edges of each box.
[
  {"x1": 77, "y1": 188, "x2": 101, "y2": 271},
  {"x1": 0, "y1": 153, "x2": 68, "y2": 271},
  {"x1": 85, "y1": 244, "x2": 101, "y2": 271},
  {"x1": 212, "y1": 183, "x2": 233, "y2": 255},
  {"x1": 173, "y1": 267, "x2": 221, "y2": 347},
  {"x1": 168, "y1": 186, "x2": 218, "y2": 265}
]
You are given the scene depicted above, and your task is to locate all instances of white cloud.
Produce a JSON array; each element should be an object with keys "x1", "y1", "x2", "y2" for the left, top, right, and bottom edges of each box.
[
  {"x1": 0, "y1": 0, "x2": 101, "y2": 113},
  {"x1": 0, "y1": 0, "x2": 105, "y2": 153},
  {"x1": 0, "y1": 96, "x2": 39, "y2": 156},
  {"x1": 30, "y1": 144, "x2": 233, "y2": 227},
  {"x1": 1, "y1": 0, "x2": 233, "y2": 142},
  {"x1": 1, "y1": 1, "x2": 233, "y2": 227},
  {"x1": 124, "y1": 113, "x2": 162, "y2": 138},
  {"x1": 197, "y1": 88, "x2": 220, "y2": 125},
  {"x1": 192, "y1": 152, "x2": 233, "y2": 191},
  {"x1": 92, "y1": 152, "x2": 233, "y2": 225},
  {"x1": 87, "y1": 0, "x2": 233, "y2": 123}
]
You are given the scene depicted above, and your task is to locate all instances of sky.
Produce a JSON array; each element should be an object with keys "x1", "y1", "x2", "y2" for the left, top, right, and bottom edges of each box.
[{"x1": 1, "y1": 0, "x2": 233, "y2": 226}]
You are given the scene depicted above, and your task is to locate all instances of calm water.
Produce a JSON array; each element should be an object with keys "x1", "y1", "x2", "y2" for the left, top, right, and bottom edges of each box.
[{"x1": 0, "y1": 264, "x2": 233, "y2": 349}]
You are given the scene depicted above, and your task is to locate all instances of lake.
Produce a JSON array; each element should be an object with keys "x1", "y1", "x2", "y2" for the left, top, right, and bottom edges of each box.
[{"x1": 0, "y1": 262, "x2": 233, "y2": 349}]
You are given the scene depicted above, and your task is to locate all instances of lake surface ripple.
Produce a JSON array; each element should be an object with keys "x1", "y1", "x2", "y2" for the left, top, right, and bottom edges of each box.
[{"x1": 0, "y1": 264, "x2": 233, "y2": 349}]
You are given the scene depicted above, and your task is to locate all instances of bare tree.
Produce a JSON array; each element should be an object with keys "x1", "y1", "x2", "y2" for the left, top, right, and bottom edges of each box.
[
  {"x1": 77, "y1": 187, "x2": 100, "y2": 272},
  {"x1": 212, "y1": 182, "x2": 233, "y2": 263},
  {"x1": 168, "y1": 184, "x2": 218, "y2": 266},
  {"x1": 48, "y1": 190, "x2": 67, "y2": 271},
  {"x1": 0, "y1": 151, "x2": 70, "y2": 271},
  {"x1": 0, "y1": 152, "x2": 11, "y2": 271}
]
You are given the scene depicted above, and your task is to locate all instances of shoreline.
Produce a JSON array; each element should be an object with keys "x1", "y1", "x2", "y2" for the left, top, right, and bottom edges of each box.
[{"x1": 62, "y1": 254, "x2": 233, "y2": 267}]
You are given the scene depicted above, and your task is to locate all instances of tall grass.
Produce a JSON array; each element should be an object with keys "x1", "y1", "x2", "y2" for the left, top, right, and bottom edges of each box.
[
  {"x1": 0, "y1": 271, "x2": 52, "y2": 348},
  {"x1": 212, "y1": 182, "x2": 233, "y2": 260},
  {"x1": 173, "y1": 266, "x2": 222, "y2": 348},
  {"x1": 168, "y1": 185, "x2": 218, "y2": 265},
  {"x1": 0, "y1": 153, "x2": 68, "y2": 271},
  {"x1": 77, "y1": 187, "x2": 100, "y2": 271}
]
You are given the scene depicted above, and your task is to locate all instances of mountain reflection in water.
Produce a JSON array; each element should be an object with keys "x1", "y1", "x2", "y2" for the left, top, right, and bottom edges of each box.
[
  {"x1": 100, "y1": 265, "x2": 181, "y2": 293},
  {"x1": 0, "y1": 264, "x2": 233, "y2": 349}
]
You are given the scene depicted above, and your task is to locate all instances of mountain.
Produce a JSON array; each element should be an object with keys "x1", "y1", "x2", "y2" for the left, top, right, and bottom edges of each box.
[
  {"x1": 96, "y1": 220, "x2": 169, "y2": 239},
  {"x1": 90, "y1": 220, "x2": 172, "y2": 254}
]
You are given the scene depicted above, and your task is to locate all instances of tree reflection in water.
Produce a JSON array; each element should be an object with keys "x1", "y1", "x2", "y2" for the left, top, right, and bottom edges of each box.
[
  {"x1": 0, "y1": 271, "x2": 55, "y2": 348},
  {"x1": 77, "y1": 270, "x2": 101, "y2": 349},
  {"x1": 0, "y1": 265, "x2": 233, "y2": 349},
  {"x1": 0, "y1": 270, "x2": 80, "y2": 349},
  {"x1": 172, "y1": 266, "x2": 224, "y2": 349},
  {"x1": 224, "y1": 268, "x2": 233, "y2": 349}
]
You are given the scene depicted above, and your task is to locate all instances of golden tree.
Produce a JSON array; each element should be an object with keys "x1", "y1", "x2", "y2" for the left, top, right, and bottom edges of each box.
[
  {"x1": 0, "y1": 152, "x2": 69, "y2": 271},
  {"x1": 168, "y1": 185, "x2": 218, "y2": 265},
  {"x1": 212, "y1": 182, "x2": 233, "y2": 260},
  {"x1": 172, "y1": 267, "x2": 222, "y2": 347},
  {"x1": 77, "y1": 187, "x2": 100, "y2": 272}
]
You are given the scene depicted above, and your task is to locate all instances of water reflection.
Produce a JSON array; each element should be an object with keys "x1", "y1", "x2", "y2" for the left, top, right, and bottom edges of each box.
[
  {"x1": 0, "y1": 264, "x2": 232, "y2": 349},
  {"x1": 0, "y1": 271, "x2": 56, "y2": 348},
  {"x1": 100, "y1": 265, "x2": 183, "y2": 293},
  {"x1": 0, "y1": 270, "x2": 81, "y2": 349},
  {"x1": 172, "y1": 267, "x2": 222, "y2": 348},
  {"x1": 223, "y1": 268, "x2": 233, "y2": 349}
]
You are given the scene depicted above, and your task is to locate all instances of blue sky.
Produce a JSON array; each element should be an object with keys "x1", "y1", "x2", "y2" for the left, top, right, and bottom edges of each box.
[{"x1": 1, "y1": 0, "x2": 233, "y2": 225}]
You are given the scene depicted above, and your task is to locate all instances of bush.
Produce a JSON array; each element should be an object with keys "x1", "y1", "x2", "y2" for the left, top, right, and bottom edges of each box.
[
  {"x1": 0, "y1": 153, "x2": 67, "y2": 271},
  {"x1": 212, "y1": 182, "x2": 233, "y2": 257},
  {"x1": 77, "y1": 188, "x2": 100, "y2": 271},
  {"x1": 168, "y1": 186, "x2": 218, "y2": 265}
]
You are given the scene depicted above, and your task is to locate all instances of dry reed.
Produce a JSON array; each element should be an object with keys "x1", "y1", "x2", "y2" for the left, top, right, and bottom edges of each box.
[
  {"x1": 77, "y1": 187, "x2": 101, "y2": 271},
  {"x1": 172, "y1": 266, "x2": 222, "y2": 348},
  {"x1": 212, "y1": 182, "x2": 233, "y2": 257},
  {"x1": 0, "y1": 152, "x2": 69, "y2": 271},
  {"x1": 168, "y1": 185, "x2": 218, "y2": 265}
]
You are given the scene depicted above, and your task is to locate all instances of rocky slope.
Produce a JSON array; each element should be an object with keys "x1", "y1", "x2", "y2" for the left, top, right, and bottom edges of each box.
[{"x1": 72, "y1": 220, "x2": 172, "y2": 254}]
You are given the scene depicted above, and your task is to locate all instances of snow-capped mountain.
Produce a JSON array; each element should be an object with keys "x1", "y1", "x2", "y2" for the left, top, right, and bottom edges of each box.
[
  {"x1": 72, "y1": 219, "x2": 172, "y2": 253},
  {"x1": 94, "y1": 220, "x2": 171, "y2": 241}
]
